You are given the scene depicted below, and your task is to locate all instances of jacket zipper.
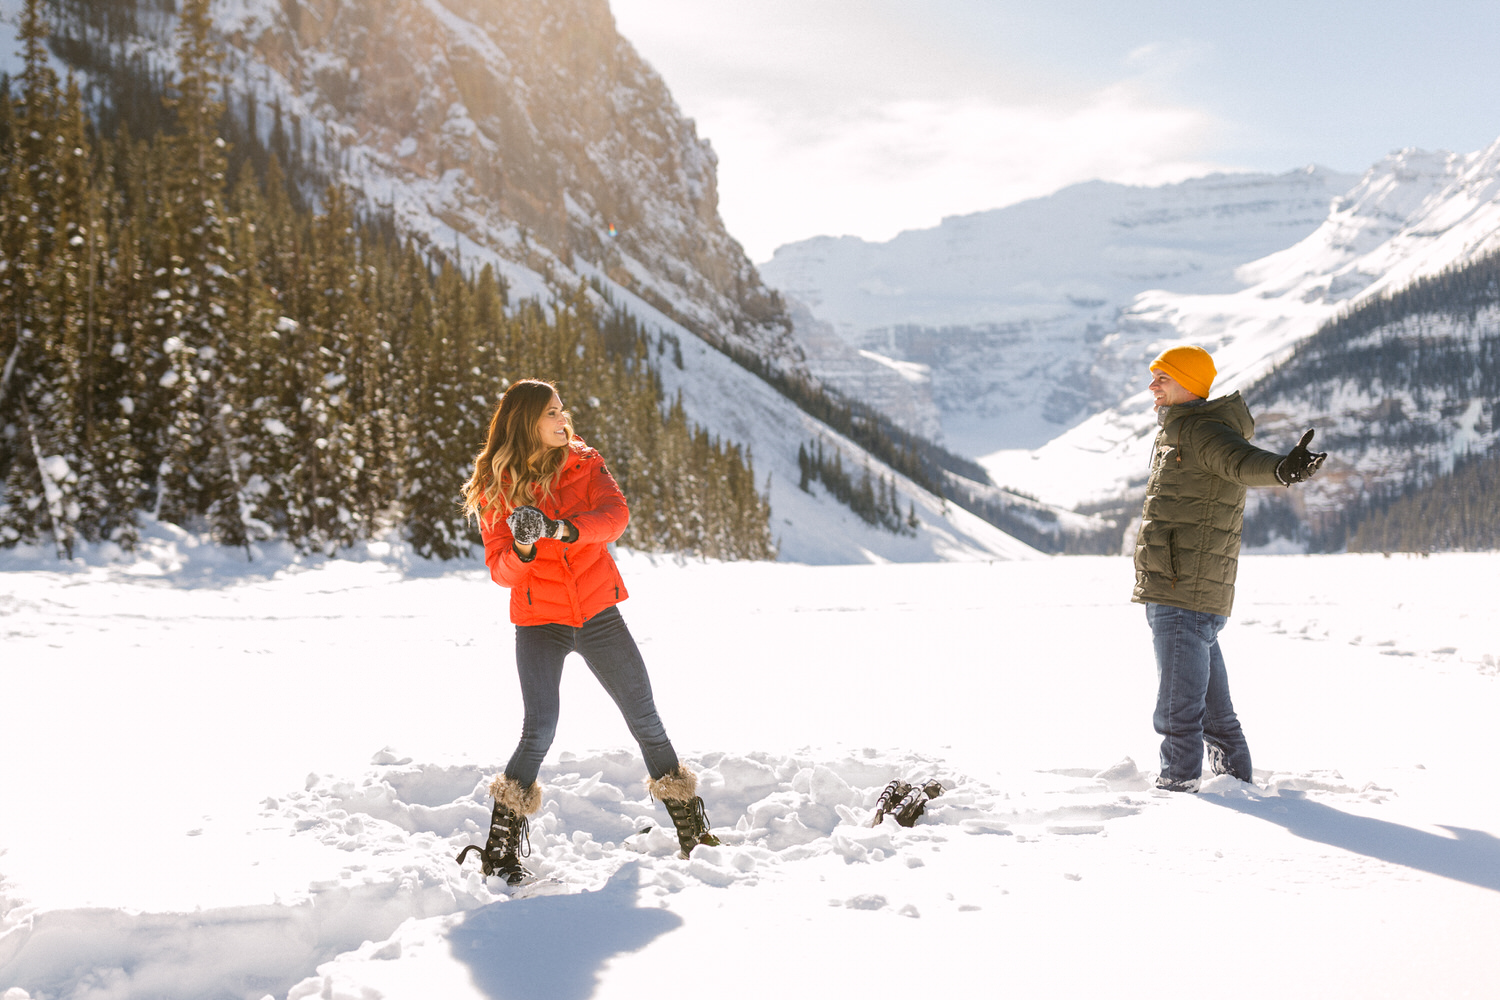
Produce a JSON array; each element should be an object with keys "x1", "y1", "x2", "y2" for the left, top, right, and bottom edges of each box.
[{"x1": 1167, "y1": 530, "x2": 1179, "y2": 589}]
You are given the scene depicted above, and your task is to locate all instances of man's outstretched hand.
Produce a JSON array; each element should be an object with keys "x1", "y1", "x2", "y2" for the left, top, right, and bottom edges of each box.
[{"x1": 1276, "y1": 429, "x2": 1327, "y2": 485}]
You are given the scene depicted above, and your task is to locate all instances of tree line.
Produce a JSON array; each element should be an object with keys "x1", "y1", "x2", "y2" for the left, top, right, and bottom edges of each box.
[
  {"x1": 1345, "y1": 448, "x2": 1500, "y2": 552},
  {"x1": 796, "y1": 439, "x2": 918, "y2": 536},
  {"x1": 0, "y1": 0, "x2": 774, "y2": 561},
  {"x1": 1247, "y1": 245, "x2": 1500, "y2": 552},
  {"x1": 1254, "y1": 245, "x2": 1500, "y2": 415}
]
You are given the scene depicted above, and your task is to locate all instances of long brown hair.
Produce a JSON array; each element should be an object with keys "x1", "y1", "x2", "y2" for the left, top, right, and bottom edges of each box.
[{"x1": 461, "y1": 379, "x2": 577, "y2": 527}]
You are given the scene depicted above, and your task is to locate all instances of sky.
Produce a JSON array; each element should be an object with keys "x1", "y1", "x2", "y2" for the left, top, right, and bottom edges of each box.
[{"x1": 609, "y1": 0, "x2": 1500, "y2": 263}]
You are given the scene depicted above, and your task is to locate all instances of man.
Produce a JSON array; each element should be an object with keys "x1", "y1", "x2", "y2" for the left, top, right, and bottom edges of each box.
[{"x1": 1132, "y1": 345, "x2": 1326, "y2": 793}]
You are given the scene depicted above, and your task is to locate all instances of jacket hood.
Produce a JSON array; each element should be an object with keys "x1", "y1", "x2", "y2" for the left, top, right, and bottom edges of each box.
[
  {"x1": 1160, "y1": 391, "x2": 1254, "y2": 439},
  {"x1": 564, "y1": 437, "x2": 601, "y2": 465}
]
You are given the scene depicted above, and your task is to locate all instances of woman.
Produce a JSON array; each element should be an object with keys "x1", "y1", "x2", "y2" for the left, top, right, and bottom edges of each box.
[{"x1": 454, "y1": 378, "x2": 719, "y2": 885}]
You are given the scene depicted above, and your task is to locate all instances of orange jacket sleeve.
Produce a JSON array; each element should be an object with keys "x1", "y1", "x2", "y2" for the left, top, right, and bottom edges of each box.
[
  {"x1": 570, "y1": 458, "x2": 631, "y2": 545},
  {"x1": 481, "y1": 507, "x2": 534, "y2": 588}
]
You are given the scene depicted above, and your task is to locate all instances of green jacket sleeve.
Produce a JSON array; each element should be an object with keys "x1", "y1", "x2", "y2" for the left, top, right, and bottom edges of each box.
[{"x1": 1185, "y1": 418, "x2": 1285, "y2": 487}]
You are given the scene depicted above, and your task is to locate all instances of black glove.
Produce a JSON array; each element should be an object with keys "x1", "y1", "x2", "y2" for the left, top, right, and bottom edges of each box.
[
  {"x1": 1276, "y1": 429, "x2": 1327, "y2": 485},
  {"x1": 506, "y1": 505, "x2": 576, "y2": 545}
]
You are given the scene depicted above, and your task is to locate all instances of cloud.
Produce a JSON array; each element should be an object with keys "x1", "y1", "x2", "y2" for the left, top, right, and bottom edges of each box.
[
  {"x1": 611, "y1": 0, "x2": 1227, "y2": 260},
  {"x1": 708, "y1": 87, "x2": 1223, "y2": 261}
]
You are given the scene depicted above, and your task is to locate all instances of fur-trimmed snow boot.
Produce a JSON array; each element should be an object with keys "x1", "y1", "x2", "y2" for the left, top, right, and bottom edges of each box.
[
  {"x1": 455, "y1": 775, "x2": 541, "y2": 885},
  {"x1": 648, "y1": 766, "x2": 721, "y2": 859}
]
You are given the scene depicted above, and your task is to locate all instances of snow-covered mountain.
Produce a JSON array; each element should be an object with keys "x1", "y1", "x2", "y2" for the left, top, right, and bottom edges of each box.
[
  {"x1": 763, "y1": 137, "x2": 1500, "y2": 551},
  {"x1": 981, "y1": 140, "x2": 1500, "y2": 521},
  {"x1": 760, "y1": 168, "x2": 1358, "y2": 453},
  {"x1": 0, "y1": 0, "x2": 1044, "y2": 564}
]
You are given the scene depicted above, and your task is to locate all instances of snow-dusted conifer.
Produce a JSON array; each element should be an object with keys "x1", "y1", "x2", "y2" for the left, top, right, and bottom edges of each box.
[
  {"x1": 149, "y1": 0, "x2": 235, "y2": 528},
  {"x1": 0, "y1": 0, "x2": 79, "y2": 554}
]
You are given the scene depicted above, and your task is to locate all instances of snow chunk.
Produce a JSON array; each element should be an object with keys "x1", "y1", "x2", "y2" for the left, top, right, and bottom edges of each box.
[
  {"x1": 843, "y1": 893, "x2": 888, "y2": 910},
  {"x1": 370, "y1": 746, "x2": 413, "y2": 766}
]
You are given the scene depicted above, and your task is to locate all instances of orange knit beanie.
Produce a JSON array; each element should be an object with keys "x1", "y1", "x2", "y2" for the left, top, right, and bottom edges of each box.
[{"x1": 1150, "y1": 345, "x2": 1216, "y2": 399}]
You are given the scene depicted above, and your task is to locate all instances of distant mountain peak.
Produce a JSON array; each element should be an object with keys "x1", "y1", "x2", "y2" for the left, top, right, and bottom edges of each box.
[
  {"x1": 978, "y1": 134, "x2": 1500, "y2": 523},
  {"x1": 761, "y1": 165, "x2": 1359, "y2": 453}
]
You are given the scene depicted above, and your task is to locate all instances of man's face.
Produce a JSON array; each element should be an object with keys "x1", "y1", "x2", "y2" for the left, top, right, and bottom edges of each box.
[{"x1": 1148, "y1": 369, "x2": 1199, "y2": 408}]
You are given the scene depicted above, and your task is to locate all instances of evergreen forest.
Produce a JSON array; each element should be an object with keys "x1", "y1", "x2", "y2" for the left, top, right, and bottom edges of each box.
[
  {"x1": 0, "y1": 0, "x2": 775, "y2": 561},
  {"x1": 1345, "y1": 447, "x2": 1500, "y2": 553},
  {"x1": 1248, "y1": 247, "x2": 1500, "y2": 552},
  {"x1": 796, "y1": 439, "x2": 918, "y2": 536}
]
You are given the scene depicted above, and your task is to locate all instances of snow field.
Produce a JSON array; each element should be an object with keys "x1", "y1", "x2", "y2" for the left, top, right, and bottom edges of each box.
[
  {"x1": 6, "y1": 748, "x2": 1453, "y2": 1000},
  {"x1": 2, "y1": 542, "x2": 1498, "y2": 998}
]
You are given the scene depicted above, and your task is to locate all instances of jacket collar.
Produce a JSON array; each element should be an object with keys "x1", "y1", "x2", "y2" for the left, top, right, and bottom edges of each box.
[{"x1": 1158, "y1": 391, "x2": 1254, "y2": 437}]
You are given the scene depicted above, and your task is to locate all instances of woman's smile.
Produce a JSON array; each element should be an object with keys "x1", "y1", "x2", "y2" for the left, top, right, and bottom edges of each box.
[{"x1": 537, "y1": 393, "x2": 571, "y2": 447}]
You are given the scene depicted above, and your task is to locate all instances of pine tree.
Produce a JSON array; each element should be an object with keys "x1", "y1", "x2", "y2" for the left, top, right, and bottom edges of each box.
[
  {"x1": 207, "y1": 162, "x2": 281, "y2": 551},
  {"x1": 341, "y1": 220, "x2": 399, "y2": 537},
  {"x1": 404, "y1": 256, "x2": 490, "y2": 558},
  {"x1": 149, "y1": 0, "x2": 236, "y2": 530},
  {"x1": 397, "y1": 249, "x2": 462, "y2": 558},
  {"x1": 0, "y1": 0, "x2": 77, "y2": 553}
]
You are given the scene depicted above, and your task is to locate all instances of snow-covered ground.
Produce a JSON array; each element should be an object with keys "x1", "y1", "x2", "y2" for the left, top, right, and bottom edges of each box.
[{"x1": 2, "y1": 535, "x2": 1498, "y2": 1000}]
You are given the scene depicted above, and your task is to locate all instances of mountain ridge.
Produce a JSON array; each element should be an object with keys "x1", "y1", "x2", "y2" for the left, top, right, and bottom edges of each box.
[
  {"x1": 764, "y1": 138, "x2": 1500, "y2": 551},
  {"x1": 972, "y1": 137, "x2": 1500, "y2": 551},
  {"x1": 760, "y1": 165, "x2": 1359, "y2": 453},
  {"x1": 46, "y1": 0, "x2": 798, "y2": 363}
]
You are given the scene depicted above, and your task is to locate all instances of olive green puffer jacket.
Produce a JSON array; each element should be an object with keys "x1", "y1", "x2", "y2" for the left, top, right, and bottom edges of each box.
[{"x1": 1131, "y1": 391, "x2": 1284, "y2": 616}]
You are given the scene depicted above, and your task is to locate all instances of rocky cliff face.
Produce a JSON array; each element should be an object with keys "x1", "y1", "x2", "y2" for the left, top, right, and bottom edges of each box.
[{"x1": 115, "y1": 0, "x2": 796, "y2": 361}]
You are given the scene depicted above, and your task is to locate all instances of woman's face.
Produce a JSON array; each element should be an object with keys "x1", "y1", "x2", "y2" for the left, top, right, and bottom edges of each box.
[{"x1": 535, "y1": 392, "x2": 570, "y2": 450}]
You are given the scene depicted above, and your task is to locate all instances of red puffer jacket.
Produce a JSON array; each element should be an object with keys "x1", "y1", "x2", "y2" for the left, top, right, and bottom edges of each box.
[{"x1": 481, "y1": 441, "x2": 631, "y2": 626}]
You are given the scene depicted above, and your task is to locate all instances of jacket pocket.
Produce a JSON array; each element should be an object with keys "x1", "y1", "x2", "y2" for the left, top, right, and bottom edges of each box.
[
  {"x1": 525, "y1": 587, "x2": 532, "y2": 606},
  {"x1": 1166, "y1": 530, "x2": 1180, "y2": 588}
]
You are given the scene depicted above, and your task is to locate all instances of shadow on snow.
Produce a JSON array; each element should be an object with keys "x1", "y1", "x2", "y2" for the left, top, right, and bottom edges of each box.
[
  {"x1": 1207, "y1": 792, "x2": 1500, "y2": 893},
  {"x1": 449, "y1": 861, "x2": 683, "y2": 1000}
]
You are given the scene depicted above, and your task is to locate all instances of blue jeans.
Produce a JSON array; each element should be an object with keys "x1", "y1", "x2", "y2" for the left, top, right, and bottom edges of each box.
[
  {"x1": 504, "y1": 605, "x2": 680, "y2": 788},
  {"x1": 1146, "y1": 603, "x2": 1252, "y2": 783}
]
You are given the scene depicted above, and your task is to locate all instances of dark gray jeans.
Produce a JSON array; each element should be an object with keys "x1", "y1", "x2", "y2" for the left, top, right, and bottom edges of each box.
[
  {"x1": 1146, "y1": 602, "x2": 1253, "y2": 783},
  {"x1": 504, "y1": 605, "x2": 680, "y2": 789}
]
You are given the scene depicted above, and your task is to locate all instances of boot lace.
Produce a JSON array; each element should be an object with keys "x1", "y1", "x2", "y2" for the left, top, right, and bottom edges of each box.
[
  {"x1": 872, "y1": 779, "x2": 913, "y2": 825},
  {"x1": 687, "y1": 796, "x2": 712, "y2": 835},
  {"x1": 509, "y1": 815, "x2": 532, "y2": 860}
]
